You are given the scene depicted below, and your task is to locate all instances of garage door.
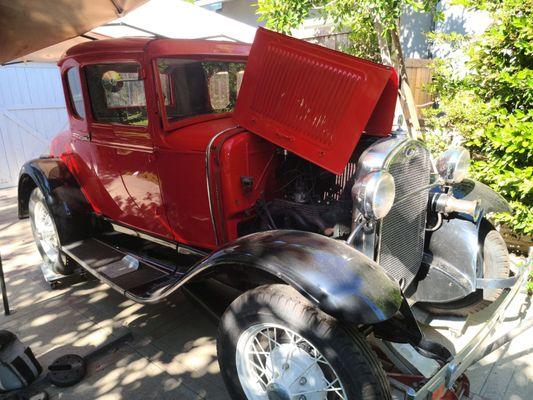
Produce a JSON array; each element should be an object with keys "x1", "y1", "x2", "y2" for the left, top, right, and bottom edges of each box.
[{"x1": 0, "y1": 62, "x2": 68, "y2": 188}]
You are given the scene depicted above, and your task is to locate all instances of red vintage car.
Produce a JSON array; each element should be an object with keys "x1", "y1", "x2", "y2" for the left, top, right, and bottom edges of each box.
[{"x1": 18, "y1": 28, "x2": 519, "y2": 399}]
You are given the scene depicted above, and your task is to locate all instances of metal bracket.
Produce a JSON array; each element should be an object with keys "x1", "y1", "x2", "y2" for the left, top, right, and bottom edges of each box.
[{"x1": 476, "y1": 271, "x2": 521, "y2": 289}]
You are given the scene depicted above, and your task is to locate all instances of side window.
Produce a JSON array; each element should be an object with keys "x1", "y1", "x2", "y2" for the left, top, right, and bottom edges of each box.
[
  {"x1": 156, "y1": 58, "x2": 246, "y2": 122},
  {"x1": 66, "y1": 68, "x2": 86, "y2": 119},
  {"x1": 85, "y1": 63, "x2": 148, "y2": 126}
]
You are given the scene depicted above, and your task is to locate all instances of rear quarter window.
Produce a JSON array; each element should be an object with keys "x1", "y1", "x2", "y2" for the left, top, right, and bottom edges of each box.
[{"x1": 65, "y1": 68, "x2": 86, "y2": 119}]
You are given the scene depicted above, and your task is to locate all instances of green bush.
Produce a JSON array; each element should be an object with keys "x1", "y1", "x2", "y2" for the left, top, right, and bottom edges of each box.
[{"x1": 425, "y1": 0, "x2": 533, "y2": 235}]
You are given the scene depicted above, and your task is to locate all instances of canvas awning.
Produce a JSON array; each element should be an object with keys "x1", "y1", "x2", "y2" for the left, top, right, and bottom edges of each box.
[{"x1": 0, "y1": 0, "x2": 147, "y2": 64}]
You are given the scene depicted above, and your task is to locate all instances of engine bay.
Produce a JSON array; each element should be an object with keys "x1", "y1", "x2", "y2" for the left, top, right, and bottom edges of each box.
[{"x1": 237, "y1": 136, "x2": 381, "y2": 240}]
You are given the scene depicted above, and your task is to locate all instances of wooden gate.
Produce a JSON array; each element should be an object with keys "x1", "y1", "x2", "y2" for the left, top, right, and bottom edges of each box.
[
  {"x1": 0, "y1": 63, "x2": 68, "y2": 188},
  {"x1": 405, "y1": 58, "x2": 433, "y2": 109}
]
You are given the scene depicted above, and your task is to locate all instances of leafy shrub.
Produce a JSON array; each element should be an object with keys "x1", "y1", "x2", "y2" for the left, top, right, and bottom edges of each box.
[
  {"x1": 425, "y1": 0, "x2": 533, "y2": 235},
  {"x1": 256, "y1": 0, "x2": 439, "y2": 63}
]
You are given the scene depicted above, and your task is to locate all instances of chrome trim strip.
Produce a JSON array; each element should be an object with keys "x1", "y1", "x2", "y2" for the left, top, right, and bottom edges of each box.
[
  {"x1": 177, "y1": 245, "x2": 207, "y2": 257},
  {"x1": 110, "y1": 222, "x2": 207, "y2": 256},
  {"x1": 111, "y1": 223, "x2": 176, "y2": 249},
  {"x1": 205, "y1": 125, "x2": 239, "y2": 246},
  {"x1": 476, "y1": 274, "x2": 519, "y2": 289},
  {"x1": 91, "y1": 139, "x2": 153, "y2": 153}
]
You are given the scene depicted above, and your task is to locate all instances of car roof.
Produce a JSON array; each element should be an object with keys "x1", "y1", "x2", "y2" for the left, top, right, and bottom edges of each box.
[
  {"x1": 64, "y1": 37, "x2": 154, "y2": 57},
  {"x1": 60, "y1": 37, "x2": 251, "y2": 64}
]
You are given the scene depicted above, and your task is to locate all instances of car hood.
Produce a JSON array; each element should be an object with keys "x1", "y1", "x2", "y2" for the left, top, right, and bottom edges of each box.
[{"x1": 233, "y1": 28, "x2": 398, "y2": 175}]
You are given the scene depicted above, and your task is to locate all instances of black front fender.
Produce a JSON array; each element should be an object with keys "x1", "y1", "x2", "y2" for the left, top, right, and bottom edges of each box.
[
  {"x1": 193, "y1": 230, "x2": 402, "y2": 325},
  {"x1": 452, "y1": 178, "x2": 511, "y2": 214},
  {"x1": 18, "y1": 158, "x2": 92, "y2": 244}
]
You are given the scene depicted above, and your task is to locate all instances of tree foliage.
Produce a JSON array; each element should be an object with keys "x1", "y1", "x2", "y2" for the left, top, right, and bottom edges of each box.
[
  {"x1": 425, "y1": 0, "x2": 533, "y2": 235},
  {"x1": 256, "y1": 0, "x2": 438, "y2": 63}
]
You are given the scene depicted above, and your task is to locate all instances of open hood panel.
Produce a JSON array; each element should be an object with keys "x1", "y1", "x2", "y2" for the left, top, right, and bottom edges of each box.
[{"x1": 234, "y1": 28, "x2": 398, "y2": 175}]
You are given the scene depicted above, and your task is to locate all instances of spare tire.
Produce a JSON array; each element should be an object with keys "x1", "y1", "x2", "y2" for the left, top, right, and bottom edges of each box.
[{"x1": 421, "y1": 226, "x2": 510, "y2": 317}]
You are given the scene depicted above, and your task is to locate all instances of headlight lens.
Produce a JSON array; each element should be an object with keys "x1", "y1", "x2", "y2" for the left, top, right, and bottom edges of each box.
[
  {"x1": 352, "y1": 170, "x2": 395, "y2": 220},
  {"x1": 436, "y1": 147, "x2": 470, "y2": 183}
]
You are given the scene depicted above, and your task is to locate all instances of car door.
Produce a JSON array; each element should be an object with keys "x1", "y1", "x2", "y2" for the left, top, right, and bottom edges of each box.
[{"x1": 84, "y1": 60, "x2": 172, "y2": 239}]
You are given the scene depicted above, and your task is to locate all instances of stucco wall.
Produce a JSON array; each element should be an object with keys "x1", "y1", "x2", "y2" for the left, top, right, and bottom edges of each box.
[{"x1": 217, "y1": 0, "x2": 262, "y2": 28}]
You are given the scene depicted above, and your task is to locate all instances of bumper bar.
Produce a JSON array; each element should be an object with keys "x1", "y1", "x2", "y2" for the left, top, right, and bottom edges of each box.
[{"x1": 410, "y1": 257, "x2": 531, "y2": 400}]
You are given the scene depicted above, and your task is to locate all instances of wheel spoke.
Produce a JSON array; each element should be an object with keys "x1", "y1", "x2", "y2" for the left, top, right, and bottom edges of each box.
[
  {"x1": 250, "y1": 351, "x2": 270, "y2": 355},
  {"x1": 252, "y1": 338, "x2": 269, "y2": 372},
  {"x1": 258, "y1": 328, "x2": 280, "y2": 350},
  {"x1": 249, "y1": 359, "x2": 269, "y2": 385},
  {"x1": 33, "y1": 201, "x2": 60, "y2": 262},
  {"x1": 249, "y1": 335, "x2": 274, "y2": 384}
]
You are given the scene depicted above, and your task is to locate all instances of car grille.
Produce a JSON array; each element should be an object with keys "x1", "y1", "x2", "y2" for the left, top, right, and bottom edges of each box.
[{"x1": 377, "y1": 141, "x2": 431, "y2": 286}]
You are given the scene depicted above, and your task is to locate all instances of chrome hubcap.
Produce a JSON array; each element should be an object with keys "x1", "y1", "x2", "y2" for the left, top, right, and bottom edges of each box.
[
  {"x1": 33, "y1": 201, "x2": 59, "y2": 263},
  {"x1": 266, "y1": 383, "x2": 290, "y2": 400},
  {"x1": 236, "y1": 323, "x2": 347, "y2": 400}
]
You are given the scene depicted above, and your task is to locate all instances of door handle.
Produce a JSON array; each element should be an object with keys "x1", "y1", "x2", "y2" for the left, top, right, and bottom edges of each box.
[{"x1": 72, "y1": 132, "x2": 90, "y2": 141}]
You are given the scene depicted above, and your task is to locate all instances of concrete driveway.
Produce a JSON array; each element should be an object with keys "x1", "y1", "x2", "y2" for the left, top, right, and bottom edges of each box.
[{"x1": 0, "y1": 186, "x2": 531, "y2": 399}]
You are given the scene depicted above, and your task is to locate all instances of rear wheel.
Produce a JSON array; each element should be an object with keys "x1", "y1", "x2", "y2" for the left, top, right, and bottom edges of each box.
[
  {"x1": 29, "y1": 188, "x2": 72, "y2": 277},
  {"x1": 217, "y1": 284, "x2": 391, "y2": 400},
  {"x1": 421, "y1": 228, "x2": 510, "y2": 317}
]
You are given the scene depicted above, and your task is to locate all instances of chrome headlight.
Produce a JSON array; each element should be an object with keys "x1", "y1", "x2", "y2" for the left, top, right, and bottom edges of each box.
[
  {"x1": 352, "y1": 171, "x2": 395, "y2": 220},
  {"x1": 436, "y1": 147, "x2": 470, "y2": 183}
]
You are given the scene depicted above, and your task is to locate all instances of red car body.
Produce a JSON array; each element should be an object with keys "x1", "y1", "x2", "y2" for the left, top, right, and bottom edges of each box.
[{"x1": 51, "y1": 29, "x2": 397, "y2": 251}]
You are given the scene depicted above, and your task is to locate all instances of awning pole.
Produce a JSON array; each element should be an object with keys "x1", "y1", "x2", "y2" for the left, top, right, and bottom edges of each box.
[{"x1": 0, "y1": 251, "x2": 10, "y2": 316}]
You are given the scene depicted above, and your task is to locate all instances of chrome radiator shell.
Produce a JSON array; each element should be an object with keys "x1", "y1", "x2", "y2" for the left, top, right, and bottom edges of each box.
[{"x1": 355, "y1": 136, "x2": 432, "y2": 286}]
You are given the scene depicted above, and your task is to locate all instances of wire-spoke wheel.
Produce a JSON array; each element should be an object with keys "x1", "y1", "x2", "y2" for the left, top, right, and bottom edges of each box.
[
  {"x1": 29, "y1": 188, "x2": 71, "y2": 276},
  {"x1": 33, "y1": 199, "x2": 60, "y2": 264},
  {"x1": 237, "y1": 323, "x2": 347, "y2": 400},
  {"x1": 218, "y1": 284, "x2": 391, "y2": 400}
]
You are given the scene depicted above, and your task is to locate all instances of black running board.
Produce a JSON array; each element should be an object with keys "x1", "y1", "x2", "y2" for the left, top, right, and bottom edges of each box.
[{"x1": 63, "y1": 238, "x2": 187, "y2": 304}]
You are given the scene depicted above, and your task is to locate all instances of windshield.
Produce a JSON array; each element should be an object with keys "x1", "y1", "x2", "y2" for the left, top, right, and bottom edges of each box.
[{"x1": 156, "y1": 58, "x2": 246, "y2": 123}]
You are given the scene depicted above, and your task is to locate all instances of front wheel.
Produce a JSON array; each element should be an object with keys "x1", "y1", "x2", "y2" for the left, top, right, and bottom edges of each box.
[{"x1": 217, "y1": 284, "x2": 391, "y2": 400}]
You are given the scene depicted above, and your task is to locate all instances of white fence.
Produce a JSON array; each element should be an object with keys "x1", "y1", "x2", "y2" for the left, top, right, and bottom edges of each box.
[{"x1": 0, "y1": 62, "x2": 68, "y2": 189}]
